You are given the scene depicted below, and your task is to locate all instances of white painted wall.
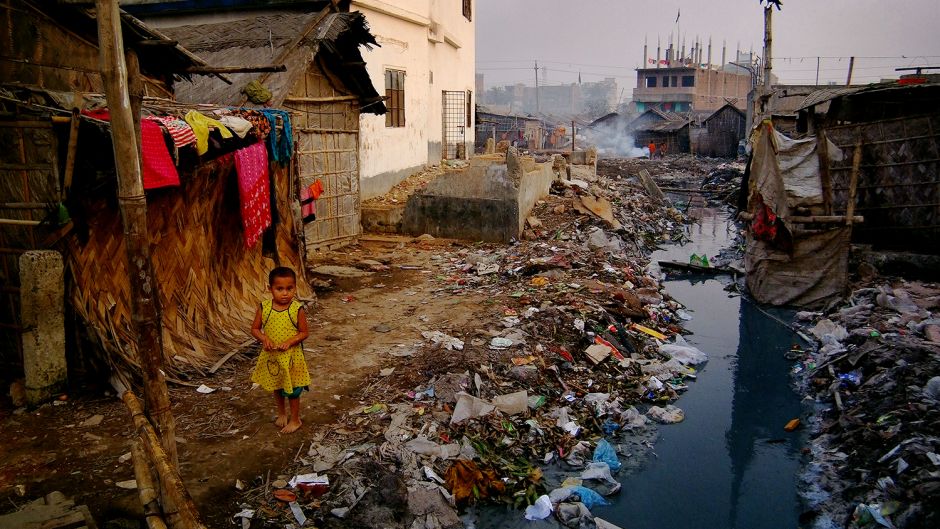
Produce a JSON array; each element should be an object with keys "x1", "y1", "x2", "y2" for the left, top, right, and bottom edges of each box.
[{"x1": 352, "y1": 0, "x2": 475, "y2": 199}]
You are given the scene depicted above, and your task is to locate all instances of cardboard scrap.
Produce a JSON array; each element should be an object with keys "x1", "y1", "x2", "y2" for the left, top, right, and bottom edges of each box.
[
  {"x1": 584, "y1": 344, "x2": 611, "y2": 364},
  {"x1": 577, "y1": 195, "x2": 622, "y2": 229}
]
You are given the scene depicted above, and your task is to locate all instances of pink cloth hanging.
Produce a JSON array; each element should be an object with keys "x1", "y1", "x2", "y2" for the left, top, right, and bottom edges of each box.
[{"x1": 233, "y1": 142, "x2": 272, "y2": 248}]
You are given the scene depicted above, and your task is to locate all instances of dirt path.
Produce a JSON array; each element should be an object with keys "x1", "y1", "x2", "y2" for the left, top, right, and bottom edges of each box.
[{"x1": 0, "y1": 235, "x2": 485, "y2": 527}]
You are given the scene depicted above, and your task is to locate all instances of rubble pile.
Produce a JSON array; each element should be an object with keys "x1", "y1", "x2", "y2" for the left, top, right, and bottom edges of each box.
[
  {"x1": 792, "y1": 279, "x2": 940, "y2": 529},
  {"x1": 362, "y1": 164, "x2": 456, "y2": 206},
  {"x1": 236, "y1": 159, "x2": 731, "y2": 528}
]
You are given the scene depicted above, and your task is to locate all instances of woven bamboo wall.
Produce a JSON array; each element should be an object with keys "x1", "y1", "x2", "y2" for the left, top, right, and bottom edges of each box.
[
  {"x1": 67, "y1": 157, "x2": 310, "y2": 378},
  {"x1": 0, "y1": 118, "x2": 60, "y2": 371},
  {"x1": 826, "y1": 113, "x2": 940, "y2": 252}
]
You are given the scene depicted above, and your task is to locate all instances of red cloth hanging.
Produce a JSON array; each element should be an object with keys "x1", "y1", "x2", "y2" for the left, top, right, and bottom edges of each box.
[
  {"x1": 82, "y1": 109, "x2": 180, "y2": 190},
  {"x1": 140, "y1": 119, "x2": 180, "y2": 190},
  {"x1": 234, "y1": 142, "x2": 272, "y2": 248}
]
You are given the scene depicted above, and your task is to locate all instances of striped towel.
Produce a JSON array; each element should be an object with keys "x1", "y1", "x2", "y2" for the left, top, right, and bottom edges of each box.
[{"x1": 145, "y1": 116, "x2": 197, "y2": 148}]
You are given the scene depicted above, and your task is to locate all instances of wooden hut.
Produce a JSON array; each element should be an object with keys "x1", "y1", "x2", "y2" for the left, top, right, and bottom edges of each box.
[
  {"x1": 811, "y1": 81, "x2": 940, "y2": 252},
  {"x1": 698, "y1": 103, "x2": 746, "y2": 157},
  {"x1": 161, "y1": 9, "x2": 385, "y2": 256}
]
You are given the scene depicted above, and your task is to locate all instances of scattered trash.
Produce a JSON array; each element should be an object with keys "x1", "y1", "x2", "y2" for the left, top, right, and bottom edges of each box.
[
  {"x1": 421, "y1": 331, "x2": 465, "y2": 351},
  {"x1": 524, "y1": 495, "x2": 553, "y2": 520},
  {"x1": 647, "y1": 405, "x2": 685, "y2": 424},
  {"x1": 784, "y1": 418, "x2": 800, "y2": 432},
  {"x1": 195, "y1": 384, "x2": 216, "y2": 394}
]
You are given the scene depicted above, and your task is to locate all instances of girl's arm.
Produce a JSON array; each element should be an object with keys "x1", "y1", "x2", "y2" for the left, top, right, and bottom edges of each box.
[
  {"x1": 251, "y1": 306, "x2": 276, "y2": 351},
  {"x1": 278, "y1": 307, "x2": 310, "y2": 350}
]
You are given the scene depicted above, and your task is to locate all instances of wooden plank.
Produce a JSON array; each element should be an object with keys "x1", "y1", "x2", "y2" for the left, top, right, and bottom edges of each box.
[
  {"x1": 816, "y1": 128, "x2": 833, "y2": 215},
  {"x1": 284, "y1": 95, "x2": 359, "y2": 103},
  {"x1": 186, "y1": 64, "x2": 285, "y2": 74}
]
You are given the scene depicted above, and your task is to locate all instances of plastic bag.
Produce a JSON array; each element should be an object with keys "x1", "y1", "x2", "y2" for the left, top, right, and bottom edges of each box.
[
  {"x1": 659, "y1": 335, "x2": 708, "y2": 366},
  {"x1": 592, "y1": 439, "x2": 621, "y2": 472},
  {"x1": 524, "y1": 494, "x2": 553, "y2": 520},
  {"x1": 569, "y1": 486, "x2": 609, "y2": 509}
]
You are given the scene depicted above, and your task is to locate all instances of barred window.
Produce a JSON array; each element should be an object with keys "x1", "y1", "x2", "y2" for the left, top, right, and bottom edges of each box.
[{"x1": 385, "y1": 69, "x2": 405, "y2": 128}]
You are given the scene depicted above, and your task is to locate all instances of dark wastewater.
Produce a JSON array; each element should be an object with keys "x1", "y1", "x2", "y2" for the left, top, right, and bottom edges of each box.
[{"x1": 603, "y1": 209, "x2": 808, "y2": 529}]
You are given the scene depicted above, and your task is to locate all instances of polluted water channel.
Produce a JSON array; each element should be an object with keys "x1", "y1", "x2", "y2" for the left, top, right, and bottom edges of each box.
[{"x1": 473, "y1": 207, "x2": 811, "y2": 529}]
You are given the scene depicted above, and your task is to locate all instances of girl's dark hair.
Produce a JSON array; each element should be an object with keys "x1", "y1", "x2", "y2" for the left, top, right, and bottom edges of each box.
[{"x1": 269, "y1": 266, "x2": 296, "y2": 285}]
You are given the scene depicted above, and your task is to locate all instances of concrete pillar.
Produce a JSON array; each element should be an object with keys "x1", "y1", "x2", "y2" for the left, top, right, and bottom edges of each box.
[{"x1": 20, "y1": 251, "x2": 66, "y2": 405}]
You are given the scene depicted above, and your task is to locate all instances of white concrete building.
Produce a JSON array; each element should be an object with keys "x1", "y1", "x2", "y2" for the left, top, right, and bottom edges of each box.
[{"x1": 352, "y1": 0, "x2": 476, "y2": 198}]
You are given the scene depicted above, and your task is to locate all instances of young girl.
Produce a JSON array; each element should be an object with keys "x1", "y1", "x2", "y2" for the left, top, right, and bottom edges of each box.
[{"x1": 250, "y1": 267, "x2": 311, "y2": 434}]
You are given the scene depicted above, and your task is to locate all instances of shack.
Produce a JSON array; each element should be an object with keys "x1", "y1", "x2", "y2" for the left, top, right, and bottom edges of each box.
[
  {"x1": 162, "y1": 8, "x2": 385, "y2": 256},
  {"x1": 743, "y1": 120, "x2": 851, "y2": 308},
  {"x1": 697, "y1": 103, "x2": 746, "y2": 157},
  {"x1": 629, "y1": 109, "x2": 691, "y2": 154},
  {"x1": 804, "y1": 80, "x2": 940, "y2": 252},
  {"x1": 475, "y1": 106, "x2": 545, "y2": 151},
  {"x1": 0, "y1": 0, "x2": 215, "y2": 379}
]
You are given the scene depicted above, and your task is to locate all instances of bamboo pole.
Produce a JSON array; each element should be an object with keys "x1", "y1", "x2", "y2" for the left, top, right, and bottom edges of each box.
[
  {"x1": 737, "y1": 212, "x2": 863, "y2": 224},
  {"x1": 846, "y1": 139, "x2": 862, "y2": 226},
  {"x1": 132, "y1": 440, "x2": 169, "y2": 529},
  {"x1": 94, "y1": 0, "x2": 178, "y2": 466},
  {"x1": 124, "y1": 391, "x2": 206, "y2": 529}
]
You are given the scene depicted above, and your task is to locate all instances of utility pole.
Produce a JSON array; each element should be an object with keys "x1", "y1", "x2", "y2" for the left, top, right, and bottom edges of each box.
[
  {"x1": 816, "y1": 56, "x2": 820, "y2": 86},
  {"x1": 94, "y1": 0, "x2": 178, "y2": 468},
  {"x1": 763, "y1": 5, "x2": 773, "y2": 90},
  {"x1": 534, "y1": 60, "x2": 540, "y2": 113},
  {"x1": 846, "y1": 56, "x2": 856, "y2": 86}
]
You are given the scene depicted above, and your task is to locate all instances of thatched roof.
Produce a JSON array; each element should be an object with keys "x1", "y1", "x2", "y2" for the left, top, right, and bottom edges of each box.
[{"x1": 163, "y1": 10, "x2": 385, "y2": 113}]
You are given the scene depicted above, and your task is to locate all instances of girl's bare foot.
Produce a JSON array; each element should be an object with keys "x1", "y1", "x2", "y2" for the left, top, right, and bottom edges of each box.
[
  {"x1": 280, "y1": 419, "x2": 302, "y2": 434},
  {"x1": 275, "y1": 414, "x2": 288, "y2": 428}
]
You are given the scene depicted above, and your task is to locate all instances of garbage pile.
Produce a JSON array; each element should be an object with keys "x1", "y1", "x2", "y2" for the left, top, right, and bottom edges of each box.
[
  {"x1": 790, "y1": 278, "x2": 940, "y2": 529},
  {"x1": 235, "y1": 159, "x2": 730, "y2": 528}
]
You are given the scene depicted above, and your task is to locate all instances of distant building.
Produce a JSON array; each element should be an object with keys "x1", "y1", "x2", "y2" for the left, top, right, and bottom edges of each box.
[{"x1": 633, "y1": 42, "x2": 753, "y2": 113}]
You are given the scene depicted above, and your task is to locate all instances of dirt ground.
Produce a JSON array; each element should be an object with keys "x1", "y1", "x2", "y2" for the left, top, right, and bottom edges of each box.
[{"x1": 0, "y1": 235, "x2": 486, "y2": 527}]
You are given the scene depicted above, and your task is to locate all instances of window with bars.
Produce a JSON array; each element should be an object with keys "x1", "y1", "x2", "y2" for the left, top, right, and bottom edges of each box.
[
  {"x1": 385, "y1": 69, "x2": 406, "y2": 127},
  {"x1": 463, "y1": 0, "x2": 471, "y2": 21}
]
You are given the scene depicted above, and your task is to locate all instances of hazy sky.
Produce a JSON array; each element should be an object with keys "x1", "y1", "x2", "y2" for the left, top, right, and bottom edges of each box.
[{"x1": 476, "y1": 0, "x2": 940, "y2": 91}]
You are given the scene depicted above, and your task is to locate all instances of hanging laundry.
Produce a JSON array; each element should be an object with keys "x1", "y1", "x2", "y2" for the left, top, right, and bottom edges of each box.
[
  {"x1": 185, "y1": 110, "x2": 233, "y2": 155},
  {"x1": 229, "y1": 109, "x2": 271, "y2": 141},
  {"x1": 219, "y1": 115, "x2": 253, "y2": 139},
  {"x1": 145, "y1": 115, "x2": 197, "y2": 148},
  {"x1": 82, "y1": 109, "x2": 180, "y2": 190},
  {"x1": 140, "y1": 120, "x2": 180, "y2": 190},
  {"x1": 234, "y1": 142, "x2": 272, "y2": 248},
  {"x1": 309, "y1": 178, "x2": 325, "y2": 200},
  {"x1": 259, "y1": 109, "x2": 293, "y2": 164},
  {"x1": 299, "y1": 179, "x2": 323, "y2": 224}
]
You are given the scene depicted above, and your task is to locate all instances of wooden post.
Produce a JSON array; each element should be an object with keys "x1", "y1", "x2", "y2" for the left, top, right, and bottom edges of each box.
[
  {"x1": 846, "y1": 139, "x2": 862, "y2": 226},
  {"x1": 94, "y1": 0, "x2": 178, "y2": 466},
  {"x1": 571, "y1": 120, "x2": 575, "y2": 151},
  {"x1": 846, "y1": 56, "x2": 856, "y2": 86},
  {"x1": 816, "y1": 127, "x2": 833, "y2": 215}
]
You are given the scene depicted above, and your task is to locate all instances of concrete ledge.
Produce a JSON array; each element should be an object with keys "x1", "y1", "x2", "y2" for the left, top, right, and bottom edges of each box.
[
  {"x1": 361, "y1": 163, "x2": 426, "y2": 200},
  {"x1": 401, "y1": 152, "x2": 554, "y2": 243},
  {"x1": 20, "y1": 250, "x2": 66, "y2": 405},
  {"x1": 362, "y1": 204, "x2": 406, "y2": 234}
]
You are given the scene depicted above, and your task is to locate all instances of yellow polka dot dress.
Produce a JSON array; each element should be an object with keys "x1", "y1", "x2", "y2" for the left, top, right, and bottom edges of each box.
[{"x1": 251, "y1": 299, "x2": 311, "y2": 393}]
